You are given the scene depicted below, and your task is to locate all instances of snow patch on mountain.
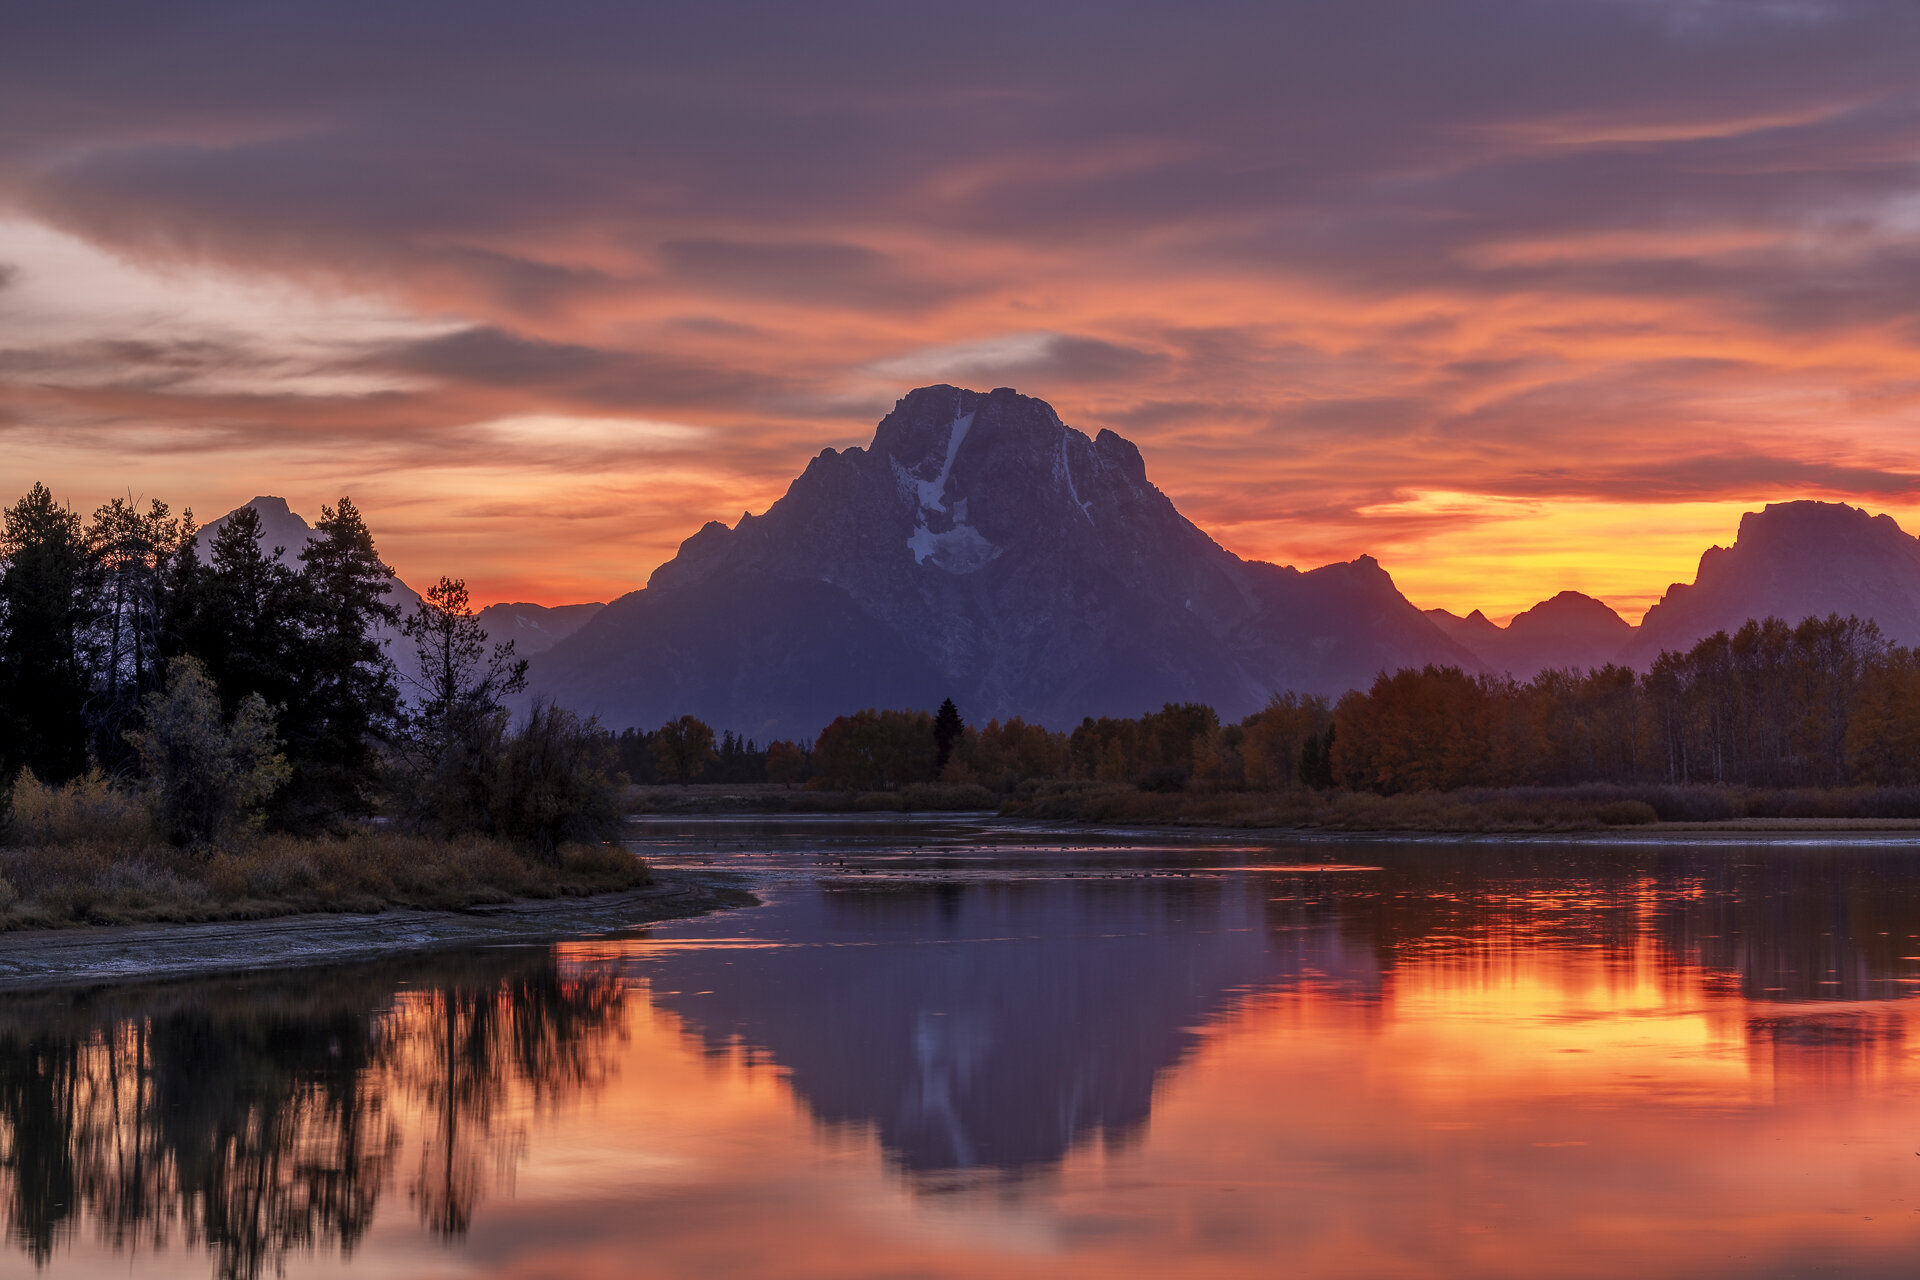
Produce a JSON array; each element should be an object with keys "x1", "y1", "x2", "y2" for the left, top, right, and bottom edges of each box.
[
  {"x1": 903, "y1": 406, "x2": 1000, "y2": 572},
  {"x1": 908, "y1": 520, "x2": 1001, "y2": 573},
  {"x1": 1053, "y1": 416, "x2": 1094, "y2": 523}
]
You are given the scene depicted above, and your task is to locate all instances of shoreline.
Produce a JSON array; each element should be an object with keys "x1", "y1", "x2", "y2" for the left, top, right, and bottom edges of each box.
[
  {"x1": 0, "y1": 870, "x2": 755, "y2": 993},
  {"x1": 11, "y1": 814, "x2": 1920, "y2": 994},
  {"x1": 627, "y1": 808, "x2": 1920, "y2": 839}
]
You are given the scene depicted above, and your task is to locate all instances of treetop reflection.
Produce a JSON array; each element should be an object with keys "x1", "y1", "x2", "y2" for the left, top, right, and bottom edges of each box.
[{"x1": 0, "y1": 949, "x2": 625, "y2": 1279}]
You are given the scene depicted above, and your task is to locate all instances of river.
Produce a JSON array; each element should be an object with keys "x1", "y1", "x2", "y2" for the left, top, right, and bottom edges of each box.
[{"x1": 9, "y1": 815, "x2": 1920, "y2": 1277}]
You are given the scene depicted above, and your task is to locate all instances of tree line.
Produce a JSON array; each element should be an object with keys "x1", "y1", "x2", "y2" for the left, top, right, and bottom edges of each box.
[
  {"x1": 641, "y1": 614, "x2": 1920, "y2": 796},
  {"x1": 0, "y1": 483, "x2": 616, "y2": 855}
]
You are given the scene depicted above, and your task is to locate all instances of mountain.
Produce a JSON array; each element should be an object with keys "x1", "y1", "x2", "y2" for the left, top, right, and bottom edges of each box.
[
  {"x1": 530, "y1": 385, "x2": 1476, "y2": 736},
  {"x1": 1428, "y1": 590, "x2": 1635, "y2": 677},
  {"x1": 1624, "y1": 501, "x2": 1920, "y2": 665},
  {"x1": 473, "y1": 602, "x2": 604, "y2": 655}
]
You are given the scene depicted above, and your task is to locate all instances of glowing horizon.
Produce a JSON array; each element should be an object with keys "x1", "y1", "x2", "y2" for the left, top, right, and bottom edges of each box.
[{"x1": 3, "y1": 4, "x2": 1917, "y2": 625}]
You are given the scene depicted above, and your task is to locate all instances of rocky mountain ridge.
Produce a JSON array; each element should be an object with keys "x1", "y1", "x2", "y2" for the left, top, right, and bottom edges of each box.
[
  {"x1": 530, "y1": 385, "x2": 1476, "y2": 735},
  {"x1": 1427, "y1": 591, "x2": 1634, "y2": 679},
  {"x1": 201, "y1": 422, "x2": 1920, "y2": 734},
  {"x1": 1432, "y1": 502, "x2": 1920, "y2": 677}
]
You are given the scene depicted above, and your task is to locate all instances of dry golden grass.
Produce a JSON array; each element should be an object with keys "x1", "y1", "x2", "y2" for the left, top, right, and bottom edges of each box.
[
  {"x1": 0, "y1": 831, "x2": 652, "y2": 930},
  {"x1": 1, "y1": 771, "x2": 647, "y2": 929}
]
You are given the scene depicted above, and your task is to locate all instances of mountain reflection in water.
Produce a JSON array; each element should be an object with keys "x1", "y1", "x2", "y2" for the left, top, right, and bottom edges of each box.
[
  {"x1": 11, "y1": 833, "x2": 1920, "y2": 1277},
  {"x1": 632, "y1": 877, "x2": 1369, "y2": 1182}
]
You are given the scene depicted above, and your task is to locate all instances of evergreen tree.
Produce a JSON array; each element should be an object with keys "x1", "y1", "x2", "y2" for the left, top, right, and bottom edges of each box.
[
  {"x1": 157, "y1": 509, "x2": 205, "y2": 661},
  {"x1": 934, "y1": 698, "x2": 964, "y2": 773},
  {"x1": 283, "y1": 497, "x2": 402, "y2": 826},
  {"x1": 192, "y1": 505, "x2": 303, "y2": 721},
  {"x1": 83, "y1": 496, "x2": 192, "y2": 767},
  {"x1": 0, "y1": 485, "x2": 91, "y2": 783},
  {"x1": 403, "y1": 577, "x2": 526, "y2": 720},
  {"x1": 397, "y1": 576, "x2": 527, "y2": 832}
]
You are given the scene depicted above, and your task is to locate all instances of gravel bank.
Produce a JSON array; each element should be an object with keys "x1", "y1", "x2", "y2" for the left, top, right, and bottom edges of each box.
[{"x1": 0, "y1": 871, "x2": 754, "y2": 991}]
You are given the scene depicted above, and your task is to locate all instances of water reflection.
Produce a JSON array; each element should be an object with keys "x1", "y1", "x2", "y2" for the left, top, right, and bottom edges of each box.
[
  {"x1": 12, "y1": 833, "x2": 1920, "y2": 1277},
  {"x1": 0, "y1": 950, "x2": 624, "y2": 1279},
  {"x1": 636, "y1": 879, "x2": 1344, "y2": 1181},
  {"x1": 628, "y1": 843, "x2": 1920, "y2": 1189}
]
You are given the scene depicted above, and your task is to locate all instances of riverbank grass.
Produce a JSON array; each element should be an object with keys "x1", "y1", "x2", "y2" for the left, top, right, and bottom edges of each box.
[{"x1": 2, "y1": 772, "x2": 648, "y2": 929}]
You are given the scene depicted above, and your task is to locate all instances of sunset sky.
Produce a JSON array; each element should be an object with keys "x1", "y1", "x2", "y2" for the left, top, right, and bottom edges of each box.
[{"x1": 4, "y1": 1, "x2": 1919, "y2": 621}]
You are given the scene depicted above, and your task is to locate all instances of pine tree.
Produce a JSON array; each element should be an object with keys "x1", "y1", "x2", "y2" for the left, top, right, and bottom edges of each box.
[
  {"x1": 403, "y1": 576, "x2": 526, "y2": 719},
  {"x1": 83, "y1": 496, "x2": 192, "y2": 767},
  {"x1": 934, "y1": 698, "x2": 964, "y2": 774},
  {"x1": 283, "y1": 497, "x2": 403, "y2": 825},
  {"x1": 193, "y1": 505, "x2": 303, "y2": 719},
  {"x1": 0, "y1": 484, "x2": 91, "y2": 783}
]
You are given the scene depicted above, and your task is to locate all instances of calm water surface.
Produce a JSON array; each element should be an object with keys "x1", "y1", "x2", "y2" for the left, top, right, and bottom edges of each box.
[{"x1": 12, "y1": 816, "x2": 1920, "y2": 1278}]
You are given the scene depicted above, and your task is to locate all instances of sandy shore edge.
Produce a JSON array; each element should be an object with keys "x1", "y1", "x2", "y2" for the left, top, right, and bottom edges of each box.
[{"x1": 0, "y1": 871, "x2": 755, "y2": 992}]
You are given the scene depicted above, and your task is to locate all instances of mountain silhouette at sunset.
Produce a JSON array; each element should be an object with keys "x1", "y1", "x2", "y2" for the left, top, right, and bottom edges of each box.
[
  {"x1": 1623, "y1": 501, "x2": 1920, "y2": 665},
  {"x1": 193, "y1": 426, "x2": 1920, "y2": 734},
  {"x1": 1428, "y1": 592, "x2": 1634, "y2": 679},
  {"x1": 528, "y1": 386, "x2": 1474, "y2": 735}
]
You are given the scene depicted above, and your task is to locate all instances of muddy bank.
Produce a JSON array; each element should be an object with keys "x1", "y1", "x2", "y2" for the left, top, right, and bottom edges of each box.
[{"x1": 0, "y1": 870, "x2": 754, "y2": 992}]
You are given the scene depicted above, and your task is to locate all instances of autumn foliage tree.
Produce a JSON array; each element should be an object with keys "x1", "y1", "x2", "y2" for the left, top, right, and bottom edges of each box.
[
  {"x1": 810, "y1": 708, "x2": 937, "y2": 790},
  {"x1": 652, "y1": 715, "x2": 718, "y2": 783}
]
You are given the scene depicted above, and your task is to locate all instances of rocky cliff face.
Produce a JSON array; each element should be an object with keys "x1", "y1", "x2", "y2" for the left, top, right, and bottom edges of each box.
[
  {"x1": 531, "y1": 385, "x2": 1475, "y2": 736},
  {"x1": 1624, "y1": 501, "x2": 1920, "y2": 664}
]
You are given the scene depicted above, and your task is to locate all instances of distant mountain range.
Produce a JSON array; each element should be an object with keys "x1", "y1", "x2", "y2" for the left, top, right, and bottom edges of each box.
[
  {"x1": 204, "y1": 389, "x2": 1920, "y2": 736},
  {"x1": 1433, "y1": 501, "x2": 1920, "y2": 678},
  {"x1": 1427, "y1": 591, "x2": 1635, "y2": 681}
]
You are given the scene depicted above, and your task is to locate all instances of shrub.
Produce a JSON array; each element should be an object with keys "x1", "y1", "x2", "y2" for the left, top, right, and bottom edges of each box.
[
  {"x1": 490, "y1": 703, "x2": 624, "y2": 862},
  {"x1": 6, "y1": 769, "x2": 153, "y2": 848},
  {"x1": 125, "y1": 656, "x2": 290, "y2": 847},
  {"x1": 1137, "y1": 765, "x2": 1189, "y2": 793}
]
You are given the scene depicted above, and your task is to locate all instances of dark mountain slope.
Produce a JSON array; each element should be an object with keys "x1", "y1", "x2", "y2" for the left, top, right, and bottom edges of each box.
[
  {"x1": 531, "y1": 385, "x2": 1475, "y2": 736},
  {"x1": 1625, "y1": 501, "x2": 1920, "y2": 665},
  {"x1": 474, "y1": 601, "x2": 604, "y2": 655},
  {"x1": 1431, "y1": 590, "x2": 1634, "y2": 677}
]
